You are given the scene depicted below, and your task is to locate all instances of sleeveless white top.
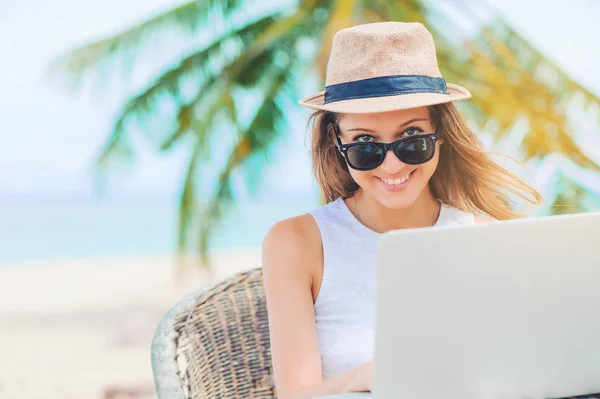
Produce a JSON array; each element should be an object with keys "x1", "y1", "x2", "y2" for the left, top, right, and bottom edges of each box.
[{"x1": 308, "y1": 198, "x2": 475, "y2": 380}]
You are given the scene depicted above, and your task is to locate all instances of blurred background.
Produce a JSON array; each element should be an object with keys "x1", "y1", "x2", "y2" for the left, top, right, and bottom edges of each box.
[{"x1": 0, "y1": 0, "x2": 599, "y2": 398}]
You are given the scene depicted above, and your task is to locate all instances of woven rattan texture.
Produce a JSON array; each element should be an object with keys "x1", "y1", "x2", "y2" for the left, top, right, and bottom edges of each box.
[{"x1": 174, "y1": 268, "x2": 276, "y2": 399}]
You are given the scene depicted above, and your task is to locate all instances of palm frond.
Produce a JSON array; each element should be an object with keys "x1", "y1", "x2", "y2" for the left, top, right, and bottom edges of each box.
[
  {"x1": 359, "y1": 0, "x2": 427, "y2": 25},
  {"x1": 160, "y1": 84, "x2": 230, "y2": 151},
  {"x1": 175, "y1": 137, "x2": 203, "y2": 275},
  {"x1": 173, "y1": 84, "x2": 239, "y2": 271},
  {"x1": 96, "y1": 15, "x2": 277, "y2": 169},
  {"x1": 493, "y1": 19, "x2": 599, "y2": 102},
  {"x1": 224, "y1": 1, "x2": 318, "y2": 78},
  {"x1": 47, "y1": 0, "x2": 247, "y2": 78},
  {"x1": 314, "y1": 0, "x2": 359, "y2": 78},
  {"x1": 551, "y1": 176, "x2": 592, "y2": 215},
  {"x1": 421, "y1": 3, "x2": 599, "y2": 170},
  {"x1": 196, "y1": 67, "x2": 291, "y2": 264},
  {"x1": 462, "y1": 26, "x2": 600, "y2": 170}
]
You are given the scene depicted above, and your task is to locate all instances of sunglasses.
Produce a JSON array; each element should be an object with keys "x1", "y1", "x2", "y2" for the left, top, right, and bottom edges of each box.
[{"x1": 334, "y1": 125, "x2": 439, "y2": 171}]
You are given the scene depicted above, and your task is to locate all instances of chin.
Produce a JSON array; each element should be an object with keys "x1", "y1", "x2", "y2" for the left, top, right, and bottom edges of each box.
[
  {"x1": 367, "y1": 170, "x2": 429, "y2": 210},
  {"x1": 373, "y1": 189, "x2": 421, "y2": 209}
]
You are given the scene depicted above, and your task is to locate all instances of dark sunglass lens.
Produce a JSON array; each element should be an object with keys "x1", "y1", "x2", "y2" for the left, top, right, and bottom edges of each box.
[
  {"x1": 346, "y1": 144, "x2": 385, "y2": 170},
  {"x1": 395, "y1": 137, "x2": 435, "y2": 164}
]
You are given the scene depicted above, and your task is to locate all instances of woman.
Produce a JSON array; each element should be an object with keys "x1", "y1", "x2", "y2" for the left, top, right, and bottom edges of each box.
[{"x1": 262, "y1": 21, "x2": 541, "y2": 399}]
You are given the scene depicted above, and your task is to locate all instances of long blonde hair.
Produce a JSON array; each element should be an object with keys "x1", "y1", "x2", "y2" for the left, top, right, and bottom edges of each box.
[{"x1": 309, "y1": 102, "x2": 542, "y2": 219}]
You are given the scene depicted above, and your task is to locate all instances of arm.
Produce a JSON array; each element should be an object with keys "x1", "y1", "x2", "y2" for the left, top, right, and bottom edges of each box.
[{"x1": 262, "y1": 216, "x2": 372, "y2": 399}]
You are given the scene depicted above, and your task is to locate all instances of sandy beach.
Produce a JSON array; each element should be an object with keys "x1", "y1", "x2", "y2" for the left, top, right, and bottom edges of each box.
[{"x1": 0, "y1": 249, "x2": 262, "y2": 399}]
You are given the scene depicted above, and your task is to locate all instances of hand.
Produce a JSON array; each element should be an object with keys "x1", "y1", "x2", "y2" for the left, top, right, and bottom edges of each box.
[{"x1": 350, "y1": 361, "x2": 373, "y2": 392}]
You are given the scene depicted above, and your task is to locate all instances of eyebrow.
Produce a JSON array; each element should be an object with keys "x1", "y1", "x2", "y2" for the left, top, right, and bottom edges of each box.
[{"x1": 345, "y1": 118, "x2": 428, "y2": 133}]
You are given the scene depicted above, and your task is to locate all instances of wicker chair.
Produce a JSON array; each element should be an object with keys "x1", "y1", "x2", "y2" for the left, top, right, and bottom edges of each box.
[{"x1": 151, "y1": 267, "x2": 276, "y2": 399}]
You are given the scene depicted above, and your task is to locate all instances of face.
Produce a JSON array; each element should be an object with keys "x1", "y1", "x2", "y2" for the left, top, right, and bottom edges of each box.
[{"x1": 336, "y1": 106, "x2": 441, "y2": 209}]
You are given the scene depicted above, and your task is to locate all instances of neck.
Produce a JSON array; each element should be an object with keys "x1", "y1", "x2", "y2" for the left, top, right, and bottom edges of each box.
[{"x1": 346, "y1": 187, "x2": 441, "y2": 233}]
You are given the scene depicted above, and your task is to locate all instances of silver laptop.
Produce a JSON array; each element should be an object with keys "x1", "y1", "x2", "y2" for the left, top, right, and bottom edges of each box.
[{"x1": 373, "y1": 211, "x2": 600, "y2": 399}]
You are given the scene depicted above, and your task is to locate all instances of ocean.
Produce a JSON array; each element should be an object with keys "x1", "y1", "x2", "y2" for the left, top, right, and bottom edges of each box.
[{"x1": 0, "y1": 196, "x2": 319, "y2": 263}]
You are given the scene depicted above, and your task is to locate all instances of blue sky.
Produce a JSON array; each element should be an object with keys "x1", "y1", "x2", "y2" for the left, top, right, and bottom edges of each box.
[{"x1": 1, "y1": 0, "x2": 599, "y2": 202}]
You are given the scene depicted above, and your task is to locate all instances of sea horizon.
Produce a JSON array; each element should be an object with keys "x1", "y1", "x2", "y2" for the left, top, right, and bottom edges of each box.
[{"x1": 0, "y1": 192, "x2": 320, "y2": 263}]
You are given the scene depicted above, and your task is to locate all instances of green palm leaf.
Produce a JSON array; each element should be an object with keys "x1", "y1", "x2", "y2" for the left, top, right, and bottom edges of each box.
[
  {"x1": 96, "y1": 14, "x2": 277, "y2": 169},
  {"x1": 176, "y1": 137, "x2": 203, "y2": 275},
  {"x1": 223, "y1": 0, "x2": 317, "y2": 78},
  {"x1": 314, "y1": 0, "x2": 358, "y2": 77},
  {"x1": 198, "y1": 66, "x2": 292, "y2": 266},
  {"x1": 170, "y1": 6, "x2": 310, "y2": 265},
  {"x1": 47, "y1": 0, "x2": 247, "y2": 78}
]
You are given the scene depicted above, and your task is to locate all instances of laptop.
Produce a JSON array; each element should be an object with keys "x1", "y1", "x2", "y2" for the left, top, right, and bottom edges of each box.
[{"x1": 370, "y1": 210, "x2": 600, "y2": 399}]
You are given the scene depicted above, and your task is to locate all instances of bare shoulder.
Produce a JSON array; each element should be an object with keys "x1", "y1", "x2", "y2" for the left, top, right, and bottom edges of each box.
[
  {"x1": 263, "y1": 214, "x2": 320, "y2": 256},
  {"x1": 262, "y1": 214, "x2": 322, "y2": 275},
  {"x1": 474, "y1": 215, "x2": 497, "y2": 224}
]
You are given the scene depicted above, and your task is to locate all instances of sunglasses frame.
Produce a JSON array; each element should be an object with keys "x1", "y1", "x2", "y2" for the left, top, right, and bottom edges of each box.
[{"x1": 333, "y1": 124, "x2": 439, "y2": 171}]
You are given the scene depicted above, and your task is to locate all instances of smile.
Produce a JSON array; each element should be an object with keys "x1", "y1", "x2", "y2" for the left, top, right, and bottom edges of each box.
[{"x1": 378, "y1": 171, "x2": 414, "y2": 186}]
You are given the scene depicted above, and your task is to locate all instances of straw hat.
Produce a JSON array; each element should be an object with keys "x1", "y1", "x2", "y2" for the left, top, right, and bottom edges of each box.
[{"x1": 298, "y1": 21, "x2": 471, "y2": 114}]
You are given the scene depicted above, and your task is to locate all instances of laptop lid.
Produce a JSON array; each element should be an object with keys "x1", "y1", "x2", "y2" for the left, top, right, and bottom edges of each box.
[{"x1": 374, "y1": 211, "x2": 600, "y2": 399}]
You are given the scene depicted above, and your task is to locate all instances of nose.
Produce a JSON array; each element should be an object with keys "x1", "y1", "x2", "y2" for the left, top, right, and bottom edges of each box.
[{"x1": 378, "y1": 148, "x2": 405, "y2": 174}]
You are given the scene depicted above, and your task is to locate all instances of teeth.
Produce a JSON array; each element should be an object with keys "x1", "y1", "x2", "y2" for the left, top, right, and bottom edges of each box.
[{"x1": 381, "y1": 173, "x2": 410, "y2": 185}]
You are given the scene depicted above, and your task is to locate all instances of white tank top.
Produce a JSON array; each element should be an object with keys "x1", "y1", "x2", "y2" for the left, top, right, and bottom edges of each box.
[{"x1": 308, "y1": 197, "x2": 475, "y2": 380}]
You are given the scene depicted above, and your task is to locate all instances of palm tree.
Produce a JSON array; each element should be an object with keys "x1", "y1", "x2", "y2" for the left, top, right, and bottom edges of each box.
[{"x1": 48, "y1": 0, "x2": 600, "y2": 267}]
